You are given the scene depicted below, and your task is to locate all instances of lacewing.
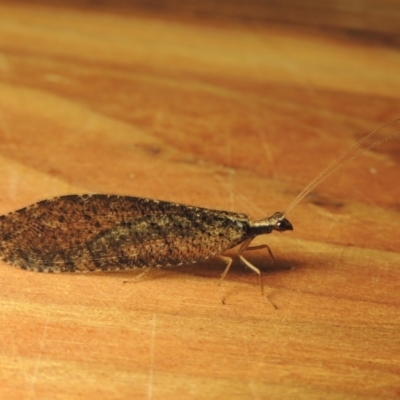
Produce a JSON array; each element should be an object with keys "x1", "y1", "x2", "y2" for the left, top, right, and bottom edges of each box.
[{"x1": 0, "y1": 119, "x2": 398, "y2": 294}]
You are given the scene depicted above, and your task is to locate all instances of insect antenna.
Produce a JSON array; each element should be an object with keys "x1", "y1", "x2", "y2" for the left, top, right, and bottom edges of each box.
[{"x1": 283, "y1": 118, "x2": 400, "y2": 216}]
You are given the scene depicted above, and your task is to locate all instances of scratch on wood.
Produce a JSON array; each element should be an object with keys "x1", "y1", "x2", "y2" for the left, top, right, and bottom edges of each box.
[{"x1": 147, "y1": 313, "x2": 156, "y2": 400}]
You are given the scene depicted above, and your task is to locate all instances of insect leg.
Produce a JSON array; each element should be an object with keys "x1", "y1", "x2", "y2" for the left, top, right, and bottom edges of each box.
[
  {"x1": 218, "y1": 255, "x2": 233, "y2": 285},
  {"x1": 243, "y1": 243, "x2": 276, "y2": 264},
  {"x1": 237, "y1": 238, "x2": 264, "y2": 295},
  {"x1": 239, "y1": 239, "x2": 278, "y2": 308}
]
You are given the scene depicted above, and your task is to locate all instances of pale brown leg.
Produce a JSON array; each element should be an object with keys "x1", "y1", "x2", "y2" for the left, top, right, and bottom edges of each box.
[
  {"x1": 237, "y1": 238, "x2": 264, "y2": 295},
  {"x1": 242, "y1": 243, "x2": 276, "y2": 265},
  {"x1": 218, "y1": 255, "x2": 233, "y2": 285},
  {"x1": 217, "y1": 255, "x2": 233, "y2": 304},
  {"x1": 238, "y1": 238, "x2": 277, "y2": 308},
  {"x1": 218, "y1": 238, "x2": 267, "y2": 293}
]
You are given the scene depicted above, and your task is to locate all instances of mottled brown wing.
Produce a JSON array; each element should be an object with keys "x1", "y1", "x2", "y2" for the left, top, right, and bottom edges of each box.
[{"x1": 0, "y1": 194, "x2": 250, "y2": 272}]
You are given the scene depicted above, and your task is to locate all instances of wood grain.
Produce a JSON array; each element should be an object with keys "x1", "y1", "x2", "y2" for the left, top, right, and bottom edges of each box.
[{"x1": 0, "y1": 1, "x2": 399, "y2": 399}]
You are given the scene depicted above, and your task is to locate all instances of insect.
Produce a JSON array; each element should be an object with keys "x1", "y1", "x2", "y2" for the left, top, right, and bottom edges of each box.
[{"x1": 0, "y1": 119, "x2": 398, "y2": 294}]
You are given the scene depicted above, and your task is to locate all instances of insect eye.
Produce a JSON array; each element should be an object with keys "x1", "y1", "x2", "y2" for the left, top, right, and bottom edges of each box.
[{"x1": 275, "y1": 218, "x2": 293, "y2": 232}]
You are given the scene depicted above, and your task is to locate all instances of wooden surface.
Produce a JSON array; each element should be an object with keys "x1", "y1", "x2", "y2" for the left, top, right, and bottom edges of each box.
[{"x1": 0, "y1": 1, "x2": 400, "y2": 399}]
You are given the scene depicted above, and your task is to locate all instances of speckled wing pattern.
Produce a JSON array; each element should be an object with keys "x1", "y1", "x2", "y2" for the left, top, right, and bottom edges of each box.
[{"x1": 0, "y1": 194, "x2": 250, "y2": 272}]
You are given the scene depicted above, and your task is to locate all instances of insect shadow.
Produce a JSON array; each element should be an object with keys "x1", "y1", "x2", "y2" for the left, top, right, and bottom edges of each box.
[{"x1": 131, "y1": 249, "x2": 304, "y2": 289}]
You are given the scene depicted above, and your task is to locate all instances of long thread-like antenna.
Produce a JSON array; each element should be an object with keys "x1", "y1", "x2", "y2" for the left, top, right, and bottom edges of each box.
[{"x1": 283, "y1": 118, "x2": 400, "y2": 216}]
